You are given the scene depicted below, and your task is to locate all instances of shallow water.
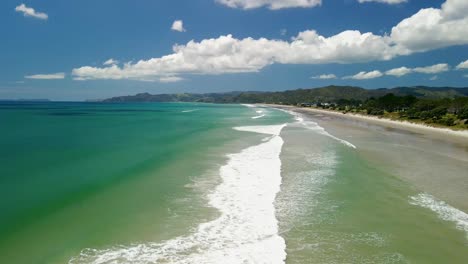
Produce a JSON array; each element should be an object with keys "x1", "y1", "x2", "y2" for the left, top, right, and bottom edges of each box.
[
  {"x1": 277, "y1": 109, "x2": 468, "y2": 263},
  {"x1": 1, "y1": 103, "x2": 467, "y2": 263}
]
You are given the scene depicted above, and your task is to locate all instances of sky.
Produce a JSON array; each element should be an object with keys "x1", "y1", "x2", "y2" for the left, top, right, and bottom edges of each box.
[{"x1": 1, "y1": 0, "x2": 468, "y2": 100}]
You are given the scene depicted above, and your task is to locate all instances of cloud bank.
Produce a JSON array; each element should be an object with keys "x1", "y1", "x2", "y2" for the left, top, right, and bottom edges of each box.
[
  {"x1": 25, "y1": 73, "x2": 65, "y2": 80},
  {"x1": 216, "y1": 0, "x2": 321, "y2": 10},
  {"x1": 385, "y1": 63, "x2": 450, "y2": 77},
  {"x1": 358, "y1": 0, "x2": 407, "y2": 4},
  {"x1": 72, "y1": 0, "x2": 468, "y2": 82},
  {"x1": 344, "y1": 63, "x2": 451, "y2": 80}
]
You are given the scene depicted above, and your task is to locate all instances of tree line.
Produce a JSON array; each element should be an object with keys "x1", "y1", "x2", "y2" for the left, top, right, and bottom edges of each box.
[{"x1": 318, "y1": 94, "x2": 468, "y2": 127}]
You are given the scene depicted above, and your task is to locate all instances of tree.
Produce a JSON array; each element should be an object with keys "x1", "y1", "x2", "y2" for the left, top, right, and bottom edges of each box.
[{"x1": 458, "y1": 106, "x2": 468, "y2": 120}]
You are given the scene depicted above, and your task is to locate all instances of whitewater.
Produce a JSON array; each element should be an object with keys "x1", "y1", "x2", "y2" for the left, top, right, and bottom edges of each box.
[{"x1": 69, "y1": 124, "x2": 287, "y2": 264}]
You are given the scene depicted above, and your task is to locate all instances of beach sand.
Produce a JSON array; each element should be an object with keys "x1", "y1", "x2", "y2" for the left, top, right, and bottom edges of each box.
[
  {"x1": 268, "y1": 104, "x2": 468, "y2": 213},
  {"x1": 269, "y1": 105, "x2": 468, "y2": 141}
]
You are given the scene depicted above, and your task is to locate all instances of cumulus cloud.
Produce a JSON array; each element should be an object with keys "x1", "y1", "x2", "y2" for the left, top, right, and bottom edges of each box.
[
  {"x1": 25, "y1": 73, "x2": 65, "y2": 79},
  {"x1": 72, "y1": 32, "x2": 405, "y2": 81},
  {"x1": 344, "y1": 70, "x2": 383, "y2": 80},
  {"x1": 358, "y1": 0, "x2": 407, "y2": 4},
  {"x1": 385, "y1": 64, "x2": 448, "y2": 76},
  {"x1": 15, "y1": 4, "x2": 48, "y2": 20},
  {"x1": 311, "y1": 74, "x2": 337, "y2": 79},
  {"x1": 385, "y1": 63, "x2": 450, "y2": 77},
  {"x1": 171, "y1": 20, "x2": 186, "y2": 32},
  {"x1": 72, "y1": 0, "x2": 468, "y2": 82},
  {"x1": 385, "y1": 66, "x2": 412, "y2": 77},
  {"x1": 216, "y1": 0, "x2": 321, "y2": 10},
  {"x1": 413, "y1": 63, "x2": 449, "y2": 74},
  {"x1": 103, "y1": 59, "x2": 119, "y2": 66},
  {"x1": 456, "y1": 59, "x2": 468, "y2": 70},
  {"x1": 390, "y1": 0, "x2": 468, "y2": 52}
]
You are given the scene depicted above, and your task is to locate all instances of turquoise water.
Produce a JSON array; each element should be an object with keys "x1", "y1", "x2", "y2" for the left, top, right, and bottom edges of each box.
[
  {"x1": 0, "y1": 102, "x2": 290, "y2": 263},
  {"x1": 1, "y1": 102, "x2": 467, "y2": 263},
  {"x1": 277, "y1": 113, "x2": 468, "y2": 263}
]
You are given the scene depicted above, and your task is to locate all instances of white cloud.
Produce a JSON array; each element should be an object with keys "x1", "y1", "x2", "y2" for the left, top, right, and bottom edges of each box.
[
  {"x1": 72, "y1": 0, "x2": 468, "y2": 82},
  {"x1": 103, "y1": 59, "x2": 119, "y2": 66},
  {"x1": 464, "y1": 74, "x2": 468, "y2": 78},
  {"x1": 344, "y1": 70, "x2": 383, "y2": 80},
  {"x1": 385, "y1": 66, "x2": 412, "y2": 77},
  {"x1": 216, "y1": 0, "x2": 321, "y2": 9},
  {"x1": 280, "y1": 29, "x2": 287, "y2": 36},
  {"x1": 385, "y1": 63, "x2": 450, "y2": 77},
  {"x1": 72, "y1": 32, "x2": 405, "y2": 81},
  {"x1": 25, "y1": 73, "x2": 65, "y2": 80},
  {"x1": 15, "y1": 4, "x2": 48, "y2": 20},
  {"x1": 171, "y1": 20, "x2": 186, "y2": 32},
  {"x1": 159, "y1": 76, "x2": 184, "y2": 83},
  {"x1": 456, "y1": 59, "x2": 468, "y2": 70},
  {"x1": 413, "y1": 63, "x2": 449, "y2": 74},
  {"x1": 390, "y1": 0, "x2": 468, "y2": 52},
  {"x1": 358, "y1": 0, "x2": 407, "y2": 4},
  {"x1": 429, "y1": 75, "x2": 438, "y2": 81},
  {"x1": 311, "y1": 74, "x2": 337, "y2": 79}
]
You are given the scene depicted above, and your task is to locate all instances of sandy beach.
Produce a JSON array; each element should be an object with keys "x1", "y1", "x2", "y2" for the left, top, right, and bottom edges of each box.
[
  {"x1": 267, "y1": 104, "x2": 468, "y2": 142},
  {"x1": 267, "y1": 104, "x2": 468, "y2": 213}
]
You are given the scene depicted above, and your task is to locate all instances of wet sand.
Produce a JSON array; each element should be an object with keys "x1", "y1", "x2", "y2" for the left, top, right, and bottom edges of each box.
[{"x1": 270, "y1": 105, "x2": 468, "y2": 213}]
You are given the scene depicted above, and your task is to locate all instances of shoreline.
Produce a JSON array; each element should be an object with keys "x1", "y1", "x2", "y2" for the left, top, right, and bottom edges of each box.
[{"x1": 266, "y1": 104, "x2": 468, "y2": 140}]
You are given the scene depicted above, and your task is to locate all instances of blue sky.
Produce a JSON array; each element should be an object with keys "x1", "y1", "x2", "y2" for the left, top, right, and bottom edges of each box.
[{"x1": 1, "y1": 0, "x2": 467, "y2": 100}]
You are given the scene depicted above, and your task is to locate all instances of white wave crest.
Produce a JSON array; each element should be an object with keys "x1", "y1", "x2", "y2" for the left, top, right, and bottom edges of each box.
[
  {"x1": 234, "y1": 124, "x2": 286, "y2": 136},
  {"x1": 410, "y1": 193, "x2": 468, "y2": 239},
  {"x1": 181, "y1": 109, "x2": 199, "y2": 113},
  {"x1": 70, "y1": 124, "x2": 287, "y2": 264},
  {"x1": 251, "y1": 114, "x2": 266, "y2": 119},
  {"x1": 283, "y1": 110, "x2": 356, "y2": 149}
]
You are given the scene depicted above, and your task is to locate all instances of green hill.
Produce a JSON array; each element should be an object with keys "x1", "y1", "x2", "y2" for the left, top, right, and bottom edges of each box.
[{"x1": 102, "y1": 86, "x2": 468, "y2": 105}]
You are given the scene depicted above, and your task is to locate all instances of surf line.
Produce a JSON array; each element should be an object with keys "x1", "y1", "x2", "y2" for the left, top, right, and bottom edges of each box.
[
  {"x1": 277, "y1": 108, "x2": 357, "y2": 149},
  {"x1": 251, "y1": 114, "x2": 266, "y2": 119},
  {"x1": 410, "y1": 193, "x2": 468, "y2": 239},
  {"x1": 69, "y1": 124, "x2": 288, "y2": 264}
]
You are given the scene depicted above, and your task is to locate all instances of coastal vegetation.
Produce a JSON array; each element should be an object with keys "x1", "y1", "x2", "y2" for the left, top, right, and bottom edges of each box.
[
  {"x1": 102, "y1": 85, "x2": 468, "y2": 129},
  {"x1": 103, "y1": 86, "x2": 468, "y2": 104},
  {"x1": 317, "y1": 94, "x2": 468, "y2": 128}
]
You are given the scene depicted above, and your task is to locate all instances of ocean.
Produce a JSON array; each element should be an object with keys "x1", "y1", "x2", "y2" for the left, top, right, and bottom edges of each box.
[{"x1": 0, "y1": 102, "x2": 467, "y2": 263}]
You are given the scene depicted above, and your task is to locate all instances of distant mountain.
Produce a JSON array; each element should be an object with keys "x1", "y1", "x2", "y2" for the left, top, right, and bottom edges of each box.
[{"x1": 102, "y1": 86, "x2": 468, "y2": 105}]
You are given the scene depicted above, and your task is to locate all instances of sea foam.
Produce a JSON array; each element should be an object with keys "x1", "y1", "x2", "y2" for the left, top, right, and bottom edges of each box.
[
  {"x1": 251, "y1": 114, "x2": 266, "y2": 119},
  {"x1": 410, "y1": 193, "x2": 468, "y2": 239},
  {"x1": 181, "y1": 109, "x2": 199, "y2": 113},
  {"x1": 242, "y1": 105, "x2": 266, "y2": 119},
  {"x1": 70, "y1": 124, "x2": 287, "y2": 264},
  {"x1": 281, "y1": 109, "x2": 356, "y2": 149}
]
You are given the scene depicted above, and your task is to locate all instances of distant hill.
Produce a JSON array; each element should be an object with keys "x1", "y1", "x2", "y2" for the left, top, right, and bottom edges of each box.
[{"x1": 102, "y1": 86, "x2": 468, "y2": 105}]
